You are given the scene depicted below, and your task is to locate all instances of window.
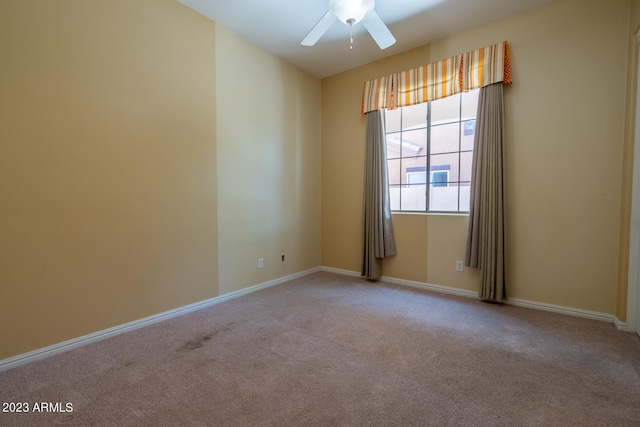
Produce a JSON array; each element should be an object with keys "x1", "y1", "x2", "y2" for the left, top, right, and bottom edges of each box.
[
  {"x1": 406, "y1": 167, "x2": 426, "y2": 187},
  {"x1": 431, "y1": 169, "x2": 449, "y2": 188},
  {"x1": 385, "y1": 89, "x2": 479, "y2": 213}
]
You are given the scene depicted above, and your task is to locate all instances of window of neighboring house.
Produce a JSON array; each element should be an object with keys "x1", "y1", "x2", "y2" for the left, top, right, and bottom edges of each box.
[
  {"x1": 406, "y1": 167, "x2": 426, "y2": 187},
  {"x1": 385, "y1": 89, "x2": 479, "y2": 213},
  {"x1": 431, "y1": 169, "x2": 449, "y2": 188}
]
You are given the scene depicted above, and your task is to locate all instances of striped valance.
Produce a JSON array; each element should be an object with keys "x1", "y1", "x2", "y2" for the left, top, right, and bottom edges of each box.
[
  {"x1": 395, "y1": 55, "x2": 463, "y2": 109},
  {"x1": 463, "y1": 42, "x2": 512, "y2": 90},
  {"x1": 361, "y1": 74, "x2": 394, "y2": 113},
  {"x1": 361, "y1": 41, "x2": 512, "y2": 114}
]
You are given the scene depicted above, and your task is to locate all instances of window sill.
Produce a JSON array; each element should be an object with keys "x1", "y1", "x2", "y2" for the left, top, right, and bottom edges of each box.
[{"x1": 391, "y1": 211, "x2": 469, "y2": 217}]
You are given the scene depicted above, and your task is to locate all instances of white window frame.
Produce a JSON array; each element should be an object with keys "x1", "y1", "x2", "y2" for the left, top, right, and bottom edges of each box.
[{"x1": 385, "y1": 89, "x2": 478, "y2": 213}]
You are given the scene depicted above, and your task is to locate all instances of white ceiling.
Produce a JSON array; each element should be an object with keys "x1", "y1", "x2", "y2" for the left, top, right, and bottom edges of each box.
[{"x1": 177, "y1": 0, "x2": 552, "y2": 79}]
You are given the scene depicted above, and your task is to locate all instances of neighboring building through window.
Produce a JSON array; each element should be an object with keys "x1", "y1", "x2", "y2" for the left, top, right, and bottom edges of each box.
[{"x1": 385, "y1": 89, "x2": 479, "y2": 213}]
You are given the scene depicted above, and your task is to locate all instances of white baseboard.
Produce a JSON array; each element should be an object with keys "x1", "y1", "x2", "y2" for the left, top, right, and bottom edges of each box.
[
  {"x1": 320, "y1": 267, "x2": 479, "y2": 299},
  {"x1": 0, "y1": 267, "x2": 320, "y2": 373},
  {"x1": 507, "y1": 297, "x2": 617, "y2": 324},
  {"x1": 320, "y1": 266, "x2": 625, "y2": 328},
  {"x1": 320, "y1": 266, "x2": 361, "y2": 278},
  {"x1": 380, "y1": 275, "x2": 479, "y2": 299},
  {"x1": 613, "y1": 317, "x2": 628, "y2": 332}
]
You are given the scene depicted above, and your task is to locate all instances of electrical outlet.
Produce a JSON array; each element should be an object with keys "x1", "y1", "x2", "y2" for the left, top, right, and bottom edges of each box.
[
  {"x1": 455, "y1": 260, "x2": 464, "y2": 272},
  {"x1": 258, "y1": 258, "x2": 264, "y2": 269}
]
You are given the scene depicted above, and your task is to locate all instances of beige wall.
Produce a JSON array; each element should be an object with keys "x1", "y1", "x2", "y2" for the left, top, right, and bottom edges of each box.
[
  {"x1": 322, "y1": 0, "x2": 632, "y2": 315},
  {"x1": 215, "y1": 25, "x2": 322, "y2": 294},
  {"x1": 0, "y1": 0, "x2": 220, "y2": 359}
]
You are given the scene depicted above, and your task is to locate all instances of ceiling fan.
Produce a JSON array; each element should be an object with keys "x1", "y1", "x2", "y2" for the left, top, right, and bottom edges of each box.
[{"x1": 301, "y1": 0, "x2": 396, "y2": 50}]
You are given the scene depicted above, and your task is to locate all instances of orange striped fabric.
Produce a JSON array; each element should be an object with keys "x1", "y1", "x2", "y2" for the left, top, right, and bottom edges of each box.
[
  {"x1": 360, "y1": 74, "x2": 395, "y2": 115},
  {"x1": 394, "y1": 55, "x2": 463, "y2": 109},
  {"x1": 462, "y1": 41, "x2": 512, "y2": 91},
  {"x1": 360, "y1": 41, "x2": 512, "y2": 114}
]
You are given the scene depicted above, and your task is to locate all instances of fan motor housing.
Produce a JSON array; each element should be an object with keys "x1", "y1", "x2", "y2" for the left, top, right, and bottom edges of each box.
[{"x1": 329, "y1": 0, "x2": 375, "y2": 25}]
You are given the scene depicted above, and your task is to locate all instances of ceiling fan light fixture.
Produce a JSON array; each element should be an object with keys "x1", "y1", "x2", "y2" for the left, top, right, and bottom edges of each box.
[
  {"x1": 329, "y1": 0, "x2": 375, "y2": 25},
  {"x1": 302, "y1": 0, "x2": 394, "y2": 50}
]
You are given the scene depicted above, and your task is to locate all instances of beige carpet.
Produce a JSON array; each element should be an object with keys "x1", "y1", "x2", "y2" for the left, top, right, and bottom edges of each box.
[{"x1": 1, "y1": 271, "x2": 639, "y2": 426}]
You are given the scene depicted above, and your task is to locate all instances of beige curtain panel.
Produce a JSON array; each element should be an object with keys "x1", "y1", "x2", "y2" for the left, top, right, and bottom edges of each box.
[
  {"x1": 465, "y1": 83, "x2": 507, "y2": 302},
  {"x1": 362, "y1": 110, "x2": 396, "y2": 280}
]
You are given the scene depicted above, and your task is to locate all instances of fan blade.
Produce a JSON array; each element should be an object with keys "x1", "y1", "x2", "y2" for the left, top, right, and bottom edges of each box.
[
  {"x1": 301, "y1": 11, "x2": 336, "y2": 46},
  {"x1": 362, "y1": 10, "x2": 396, "y2": 49}
]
